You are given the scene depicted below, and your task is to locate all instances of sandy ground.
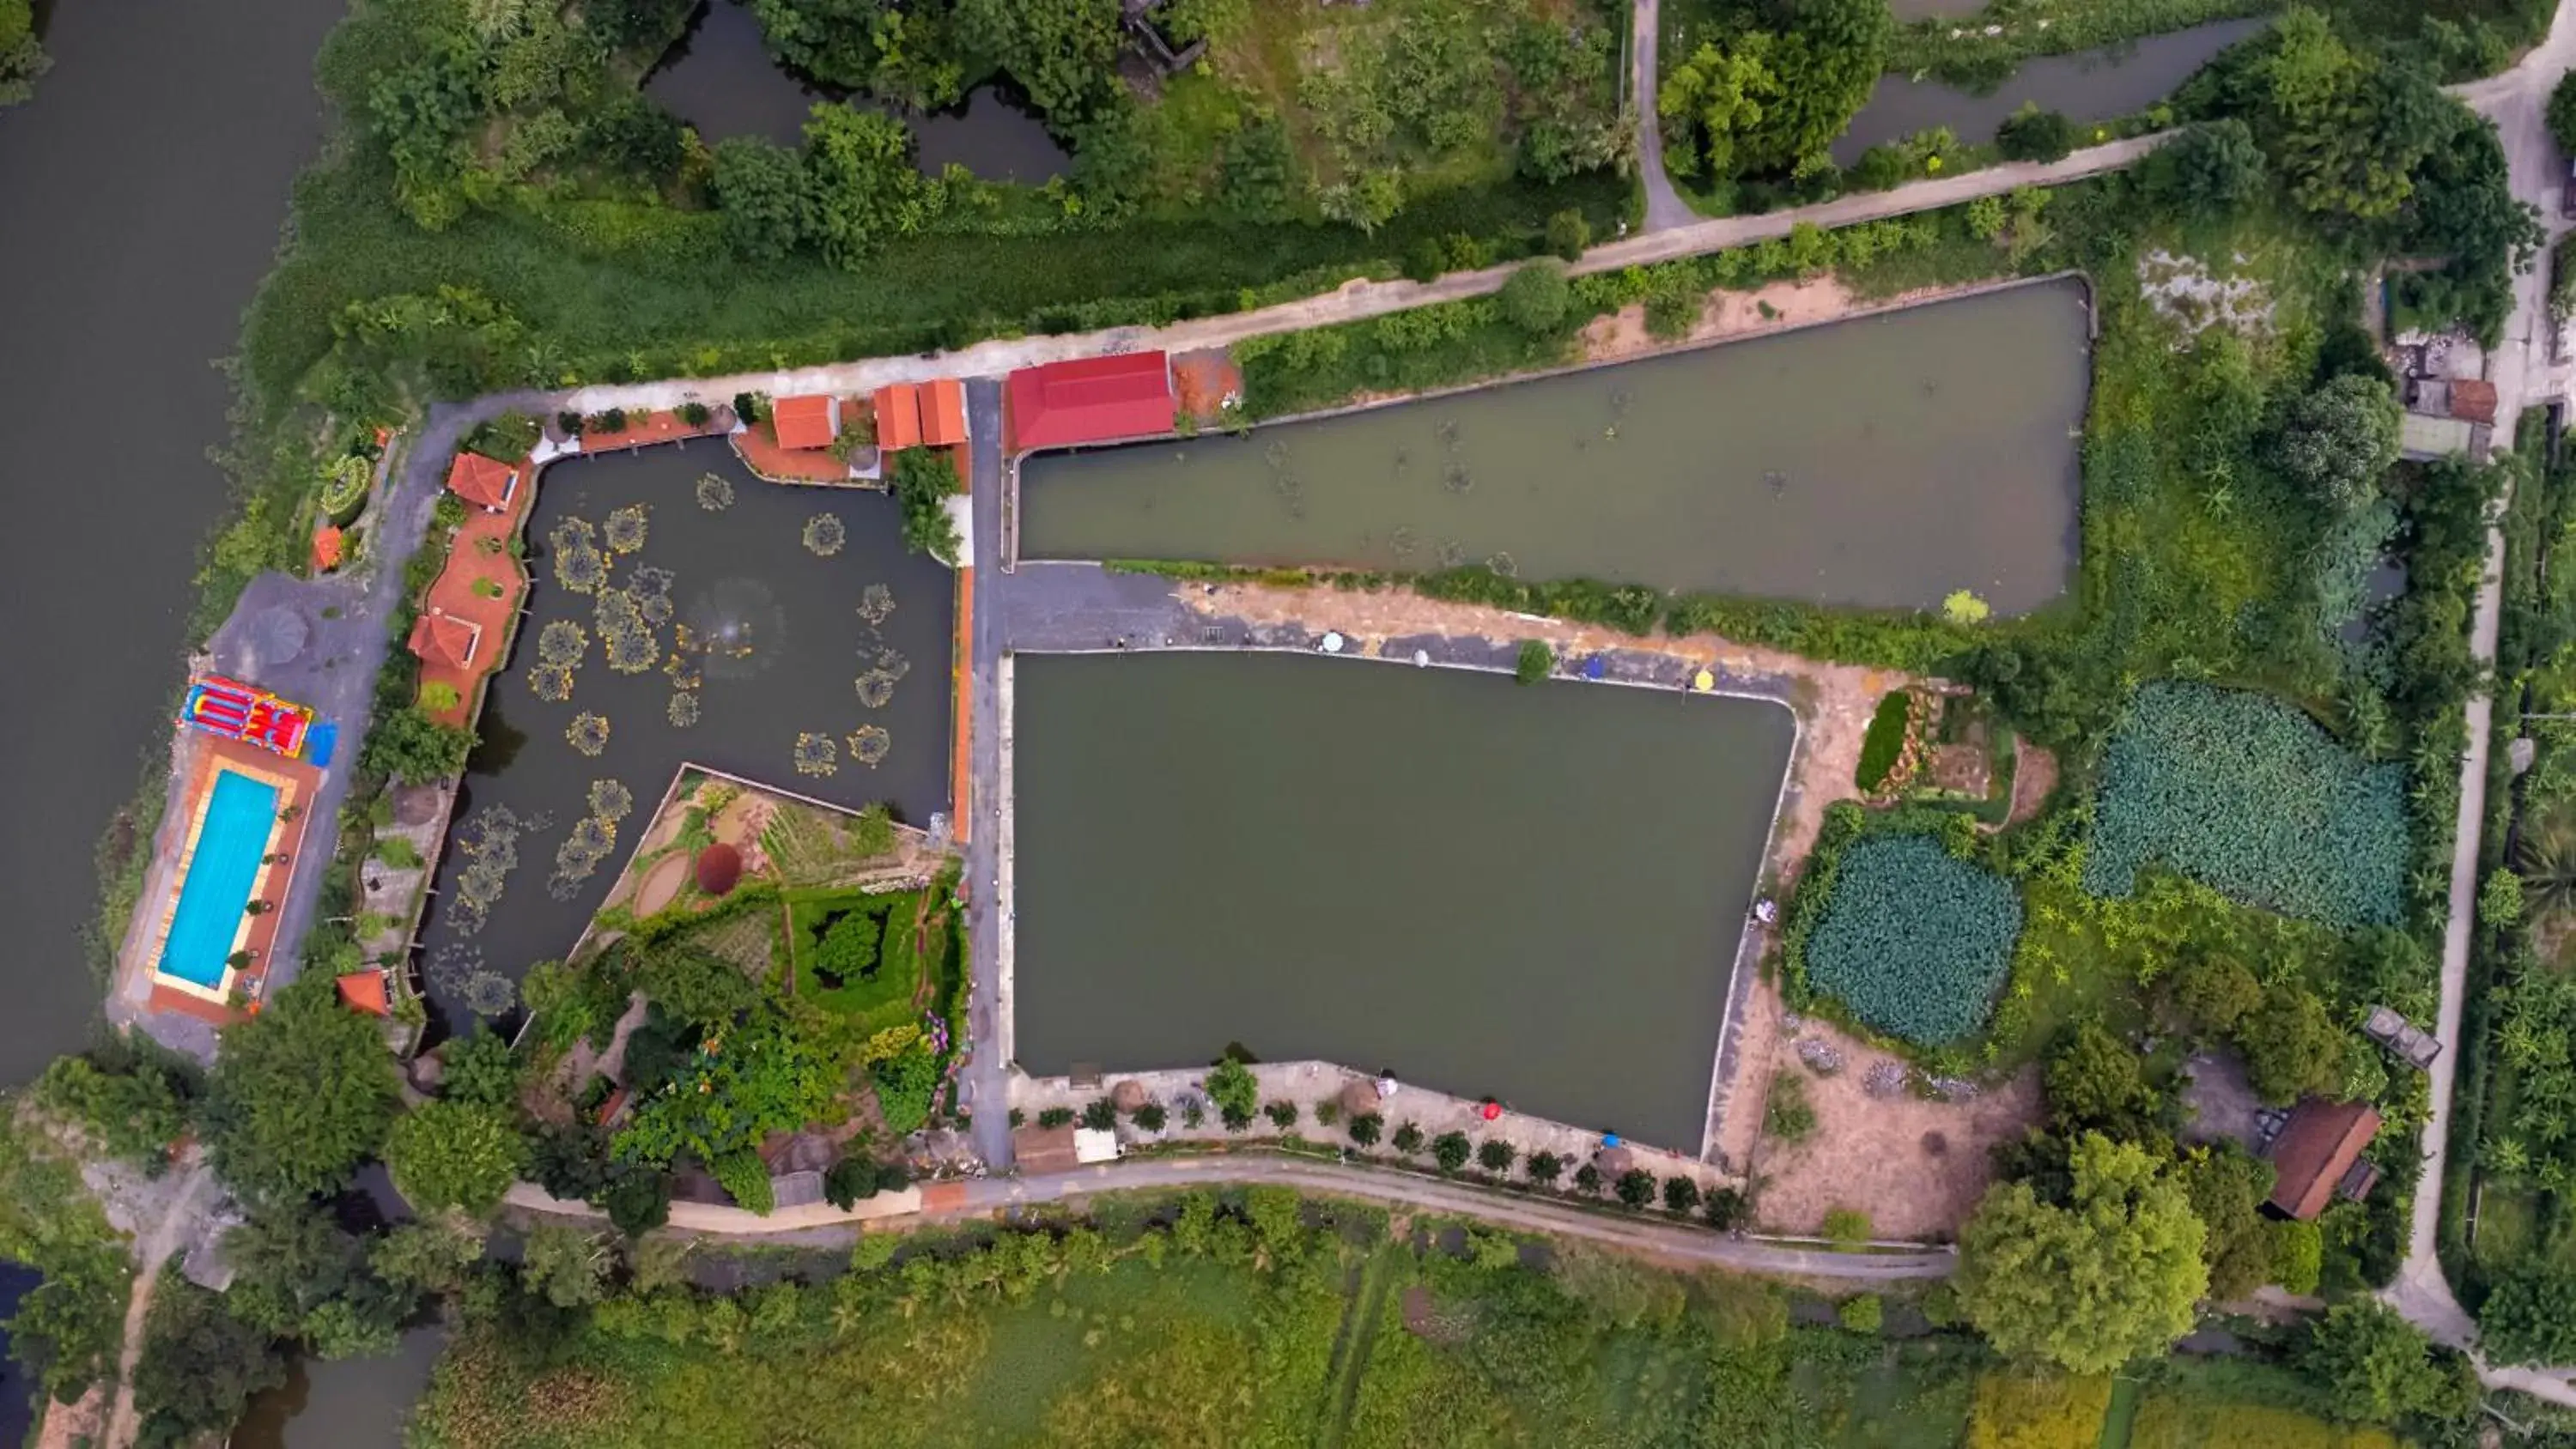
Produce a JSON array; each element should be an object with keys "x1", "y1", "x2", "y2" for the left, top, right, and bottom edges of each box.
[
  {"x1": 1189, "y1": 581, "x2": 1905, "y2": 888},
  {"x1": 1740, "y1": 1028, "x2": 2043, "y2": 1242},
  {"x1": 2007, "y1": 737, "x2": 2061, "y2": 827},
  {"x1": 1577, "y1": 274, "x2": 2028, "y2": 367}
]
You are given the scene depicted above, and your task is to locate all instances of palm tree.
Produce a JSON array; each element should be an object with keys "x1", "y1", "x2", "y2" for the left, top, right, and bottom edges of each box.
[{"x1": 2518, "y1": 812, "x2": 2576, "y2": 919}]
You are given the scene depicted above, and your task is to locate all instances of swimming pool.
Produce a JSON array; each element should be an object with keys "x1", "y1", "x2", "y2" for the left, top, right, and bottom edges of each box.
[{"x1": 157, "y1": 769, "x2": 281, "y2": 990}]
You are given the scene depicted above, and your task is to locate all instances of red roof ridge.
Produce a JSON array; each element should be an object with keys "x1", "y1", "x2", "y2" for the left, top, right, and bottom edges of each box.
[{"x1": 444, "y1": 452, "x2": 520, "y2": 511}]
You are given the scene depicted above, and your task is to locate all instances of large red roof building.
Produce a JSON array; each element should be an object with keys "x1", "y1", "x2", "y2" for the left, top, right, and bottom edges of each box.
[
  {"x1": 772, "y1": 395, "x2": 841, "y2": 452},
  {"x1": 444, "y1": 452, "x2": 521, "y2": 512},
  {"x1": 1006, "y1": 353, "x2": 1174, "y2": 452}
]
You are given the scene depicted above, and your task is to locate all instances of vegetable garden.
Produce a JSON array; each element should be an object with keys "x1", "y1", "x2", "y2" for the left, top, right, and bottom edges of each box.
[{"x1": 1797, "y1": 831, "x2": 2024, "y2": 1047}]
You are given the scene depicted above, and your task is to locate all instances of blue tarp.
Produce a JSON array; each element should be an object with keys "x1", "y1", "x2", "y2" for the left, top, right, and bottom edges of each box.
[
  {"x1": 307, "y1": 721, "x2": 338, "y2": 768},
  {"x1": 1584, "y1": 655, "x2": 1607, "y2": 680}
]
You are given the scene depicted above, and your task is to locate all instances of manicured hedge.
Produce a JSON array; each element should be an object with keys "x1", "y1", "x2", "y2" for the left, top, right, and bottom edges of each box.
[
  {"x1": 1803, "y1": 834, "x2": 2022, "y2": 1046},
  {"x1": 2084, "y1": 682, "x2": 2408, "y2": 929},
  {"x1": 1856, "y1": 691, "x2": 1911, "y2": 792}
]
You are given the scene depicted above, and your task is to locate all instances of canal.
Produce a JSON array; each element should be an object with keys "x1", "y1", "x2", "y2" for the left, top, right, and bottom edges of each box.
[
  {"x1": 1020, "y1": 280, "x2": 2091, "y2": 616},
  {"x1": 645, "y1": 0, "x2": 1069, "y2": 181},
  {"x1": 0, "y1": 0, "x2": 342, "y2": 1086},
  {"x1": 415, "y1": 446, "x2": 954, "y2": 1032},
  {"x1": 1832, "y1": 19, "x2": 2268, "y2": 163},
  {"x1": 1012, "y1": 652, "x2": 1795, "y2": 1153}
]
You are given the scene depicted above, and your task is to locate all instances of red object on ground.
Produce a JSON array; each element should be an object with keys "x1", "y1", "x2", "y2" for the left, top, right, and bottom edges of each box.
[
  {"x1": 923, "y1": 378, "x2": 968, "y2": 446},
  {"x1": 875, "y1": 383, "x2": 923, "y2": 452},
  {"x1": 444, "y1": 452, "x2": 520, "y2": 511},
  {"x1": 772, "y1": 395, "x2": 840, "y2": 451},
  {"x1": 183, "y1": 676, "x2": 313, "y2": 757},
  {"x1": 1481, "y1": 1101, "x2": 1502, "y2": 1121},
  {"x1": 311, "y1": 524, "x2": 343, "y2": 573},
  {"x1": 1005, "y1": 353, "x2": 1175, "y2": 451},
  {"x1": 695, "y1": 842, "x2": 744, "y2": 896},
  {"x1": 336, "y1": 971, "x2": 390, "y2": 1017}
]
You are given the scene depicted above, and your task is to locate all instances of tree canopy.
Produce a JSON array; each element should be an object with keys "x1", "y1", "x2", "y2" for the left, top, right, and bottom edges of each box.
[
  {"x1": 2272, "y1": 374, "x2": 2401, "y2": 517},
  {"x1": 1656, "y1": 0, "x2": 1887, "y2": 181},
  {"x1": 1955, "y1": 1133, "x2": 2208, "y2": 1373},
  {"x1": 385, "y1": 1100, "x2": 526, "y2": 1215},
  {"x1": 204, "y1": 976, "x2": 400, "y2": 1205},
  {"x1": 2301, "y1": 1299, "x2": 2477, "y2": 1424}
]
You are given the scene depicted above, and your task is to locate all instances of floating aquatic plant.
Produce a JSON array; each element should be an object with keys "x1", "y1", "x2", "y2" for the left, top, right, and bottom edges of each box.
[
  {"x1": 662, "y1": 652, "x2": 704, "y2": 691},
  {"x1": 604, "y1": 503, "x2": 648, "y2": 555},
  {"x1": 445, "y1": 805, "x2": 544, "y2": 936},
  {"x1": 668, "y1": 692, "x2": 700, "y2": 728},
  {"x1": 629, "y1": 564, "x2": 673, "y2": 595},
  {"x1": 567, "y1": 712, "x2": 611, "y2": 756},
  {"x1": 588, "y1": 779, "x2": 634, "y2": 822},
  {"x1": 527, "y1": 662, "x2": 575, "y2": 703},
  {"x1": 794, "y1": 731, "x2": 838, "y2": 776},
  {"x1": 639, "y1": 592, "x2": 674, "y2": 627},
  {"x1": 536, "y1": 620, "x2": 588, "y2": 668},
  {"x1": 550, "y1": 813, "x2": 618, "y2": 894},
  {"x1": 803, "y1": 513, "x2": 846, "y2": 557},
  {"x1": 592, "y1": 587, "x2": 644, "y2": 636},
  {"x1": 696, "y1": 472, "x2": 734, "y2": 512},
  {"x1": 460, "y1": 969, "x2": 518, "y2": 1018},
  {"x1": 854, "y1": 670, "x2": 897, "y2": 708},
  {"x1": 1486, "y1": 552, "x2": 1517, "y2": 578},
  {"x1": 857, "y1": 584, "x2": 896, "y2": 625},
  {"x1": 548, "y1": 518, "x2": 607, "y2": 595},
  {"x1": 605, "y1": 627, "x2": 660, "y2": 675},
  {"x1": 848, "y1": 725, "x2": 890, "y2": 767}
]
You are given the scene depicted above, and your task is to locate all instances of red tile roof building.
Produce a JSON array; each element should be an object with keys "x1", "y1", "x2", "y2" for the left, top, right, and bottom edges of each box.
[
  {"x1": 311, "y1": 525, "x2": 343, "y2": 573},
  {"x1": 444, "y1": 452, "x2": 521, "y2": 512},
  {"x1": 1006, "y1": 352, "x2": 1175, "y2": 452},
  {"x1": 2449, "y1": 378, "x2": 2499, "y2": 425},
  {"x1": 772, "y1": 395, "x2": 841, "y2": 451},
  {"x1": 2264, "y1": 1099, "x2": 2382, "y2": 1221},
  {"x1": 924, "y1": 378, "x2": 968, "y2": 446},
  {"x1": 337, "y1": 971, "x2": 391, "y2": 1016},
  {"x1": 875, "y1": 383, "x2": 923, "y2": 452},
  {"x1": 407, "y1": 609, "x2": 483, "y2": 670}
]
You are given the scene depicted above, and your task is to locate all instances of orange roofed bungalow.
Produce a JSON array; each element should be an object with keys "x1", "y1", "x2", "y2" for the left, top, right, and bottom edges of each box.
[
  {"x1": 2263, "y1": 1098, "x2": 2382, "y2": 1221},
  {"x1": 924, "y1": 378, "x2": 967, "y2": 446},
  {"x1": 445, "y1": 452, "x2": 522, "y2": 512},
  {"x1": 875, "y1": 383, "x2": 923, "y2": 452},
  {"x1": 1006, "y1": 352, "x2": 1174, "y2": 452},
  {"x1": 773, "y1": 394, "x2": 841, "y2": 451},
  {"x1": 408, "y1": 609, "x2": 485, "y2": 671}
]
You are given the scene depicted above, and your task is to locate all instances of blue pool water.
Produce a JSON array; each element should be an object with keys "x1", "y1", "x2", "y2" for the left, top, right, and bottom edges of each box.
[{"x1": 157, "y1": 769, "x2": 280, "y2": 988}]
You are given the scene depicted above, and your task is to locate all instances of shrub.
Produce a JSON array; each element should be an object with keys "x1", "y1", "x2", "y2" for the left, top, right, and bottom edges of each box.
[
  {"x1": 1803, "y1": 834, "x2": 2021, "y2": 1046},
  {"x1": 2552, "y1": 70, "x2": 2576, "y2": 157},
  {"x1": 1478, "y1": 1139, "x2": 1516, "y2": 1174},
  {"x1": 1132, "y1": 1102, "x2": 1167, "y2": 1131},
  {"x1": 695, "y1": 843, "x2": 743, "y2": 895},
  {"x1": 1574, "y1": 1163, "x2": 1602, "y2": 1195},
  {"x1": 1526, "y1": 1151, "x2": 1562, "y2": 1183},
  {"x1": 678, "y1": 400, "x2": 712, "y2": 427},
  {"x1": 1704, "y1": 1186, "x2": 1749, "y2": 1230},
  {"x1": 813, "y1": 910, "x2": 882, "y2": 985},
  {"x1": 2271, "y1": 1218, "x2": 2324, "y2": 1295},
  {"x1": 1855, "y1": 690, "x2": 1911, "y2": 791},
  {"x1": 1498, "y1": 259, "x2": 1570, "y2": 334},
  {"x1": 1824, "y1": 1206, "x2": 1873, "y2": 1247},
  {"x1": 1966, "y1": 1371, "x2": 2114, "y2": 1449},
  {"x1": 1546, "y1": 208, "x2": 1591, "y2": 262},
  {"x1": 2085, "y1": 683, "x2": 2408, "y2": 929},
  {"x1": 1036, "y1": 1106, "x2": 1075, "y2": 1130},
  {"x1": 1614, "y1": 1169, "x2": 1656, "y2": 1208},
  {"x1": 1432, "y1": 1131, "x2": 1472, "y2": 1173},
  {"x1": 823, "y1": 1153, "x2": 907, "y2": 1208},
  {"x1": 1346, "y1": 1111, "x2": 1381, "y2": 1145},
  {"x1": 1838, "y1": 1294, "x2": 1884, "y2": 1334},
  {"x1": 1765, "y1": 1071, "x2": 1819, "y2": 1143},
  {"x1": 1081, "y1": 1099, "x2": 1117, "y2": 1131},
  {"x1": 1263, "y1": 1100, "x2": 1299, "y2": 1130},
  {"x1": 1663, "y1": 1176, "x2": 1701, "y2": 1214},
  {"x1": 1206, "y1": 1057, "x2": 1259, "y2": 1131},
  {"x1": 1514, "y1": 639, "x2": 1554, "y2": 684},
  {"x1": 1392, "y1": 1121, "x2": 1425, "y2": 1154},
  {"x1": 1996, "y1": 106, "x2": 2075, "y2": 164}
]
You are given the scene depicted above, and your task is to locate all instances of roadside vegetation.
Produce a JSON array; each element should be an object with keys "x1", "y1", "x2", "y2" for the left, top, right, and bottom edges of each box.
[{"x1": 0, "y1": 0, "x2": 43, "y2": 106}]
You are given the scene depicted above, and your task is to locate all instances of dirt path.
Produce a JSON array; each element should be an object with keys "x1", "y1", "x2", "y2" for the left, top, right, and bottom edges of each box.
[
  {"x1": 2005, "y1": 738, "x2": 2060, "y2": 827},
  {"x1": 99, "y1": 1162, "x2": 214, "y2": 1449}
]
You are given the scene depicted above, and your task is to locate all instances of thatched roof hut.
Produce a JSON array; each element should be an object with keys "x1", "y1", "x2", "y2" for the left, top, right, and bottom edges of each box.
[
  {"x1": 1110, "y1": 1079, "x2": 1151, "y2": 1113},
  {"x1": 1339, "y1": 1079, "x2": 1382, "y2": 1119},
  {"x1": 1596, "y1": 1146, "x2": 1637, "y2": 1178}
]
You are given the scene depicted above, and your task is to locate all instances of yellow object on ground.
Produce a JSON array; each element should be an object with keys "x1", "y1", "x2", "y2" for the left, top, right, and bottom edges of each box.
[{"x1": 1692, "y1": 669, "x2": 1714, "y2": 692}]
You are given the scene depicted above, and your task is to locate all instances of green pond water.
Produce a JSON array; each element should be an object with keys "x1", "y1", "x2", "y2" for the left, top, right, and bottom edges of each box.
[
  {"x1": 1012, "y1": 652, "x2": 1795, "y2": 1151},
  {"x1": 1022, "y1": 280, "x2": 2091, "y2": 616}
]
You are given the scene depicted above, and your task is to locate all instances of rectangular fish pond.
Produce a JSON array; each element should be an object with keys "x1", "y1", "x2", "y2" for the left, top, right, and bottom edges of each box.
[
  {"x1": 1011, "y1": 651, "x2": 1796, "y2": 1152},
  {"x1": 416, "y1": 444, "x2": 955, "y2": 1031},
  {"x1": 1020, "y1": 280, "x2": 2091, "y2": 616}
]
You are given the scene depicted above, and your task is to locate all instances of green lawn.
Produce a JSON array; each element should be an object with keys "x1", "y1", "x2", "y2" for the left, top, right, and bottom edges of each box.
[{"x1": 785, "y1": 887, "x2": 927, "y2": 1034}]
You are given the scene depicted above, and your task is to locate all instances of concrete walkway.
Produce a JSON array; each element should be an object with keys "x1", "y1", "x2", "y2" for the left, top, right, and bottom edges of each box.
[
  {"x1": 960, "y1": 377, "x2": 1013, "y2": 1171},
  {"x1": 1632, "y1": 0, "x2": 1697, "y2": 233},
  {"x1": 2385, "y1": 0, "x2": 2576, "y2": 1405},
  {"x1": 511, "y1": 1152, "x2": 1954, "y2": 1280}
]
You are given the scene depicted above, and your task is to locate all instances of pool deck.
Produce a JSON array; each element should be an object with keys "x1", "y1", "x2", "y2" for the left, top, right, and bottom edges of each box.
[{"x1": 111, "y1": 730, "x2": 321, "y2": 1040}]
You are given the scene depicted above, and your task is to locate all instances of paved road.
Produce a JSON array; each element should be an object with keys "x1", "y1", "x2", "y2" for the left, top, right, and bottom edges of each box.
[
  {"x1": 2386, "y1": 0, "x2": 2576, "y2": 1405},
  {"x1": 516, "y1": 1153, "x2": 1954, "y2": 1280},
  {"x1": 1632, "y1": 0, "x2": 1696, "y2": 233},
  {"x1": 961, "y1": 378, "x2": 1012, "y2": 1170}
]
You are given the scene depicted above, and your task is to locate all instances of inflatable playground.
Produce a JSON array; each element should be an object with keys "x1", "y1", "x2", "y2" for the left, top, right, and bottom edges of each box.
[{"x1": 181, "y1": 677, "x2": 319, "y2": 761}]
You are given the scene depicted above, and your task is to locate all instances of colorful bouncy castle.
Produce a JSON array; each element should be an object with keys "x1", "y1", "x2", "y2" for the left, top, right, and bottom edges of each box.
[{"x1": 181, "y1": 676, "x2": 314, "y2": 759}]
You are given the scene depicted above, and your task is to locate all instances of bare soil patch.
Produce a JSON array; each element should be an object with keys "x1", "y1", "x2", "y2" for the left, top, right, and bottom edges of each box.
[
  {"x1": 1733, "y1": 1004, "x2": 2042, "y2": 1242},
  {"x1": 2005, "y1": 738, "x2": 2060, "y2": 828},
  {"x1": 631, "y1": 851, "x2": 693, "y2": 919},
  {"x1": 1577, "y1": 275, "x2": 2030, "y2": 367}
]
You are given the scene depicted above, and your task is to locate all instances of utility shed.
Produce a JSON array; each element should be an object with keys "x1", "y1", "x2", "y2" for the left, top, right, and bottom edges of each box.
[
  {"x1": 2399, "y1": 412, "x2": 2477, "y2": 460},
  {"x1": 2263, "y1": 1098, "x2": 2382, "y2": 1221},
  {"x1": 1006, "y1": 352, "x2": 1175, "y2": 451}
]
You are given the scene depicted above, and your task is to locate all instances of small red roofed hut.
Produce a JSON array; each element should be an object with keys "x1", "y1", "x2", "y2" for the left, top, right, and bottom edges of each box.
[
  {"x1": 923, "y1": 378, "x2": 968, "y2": 446},
  {"x1": 772, "y1": 395, "x2": 841, "y2": 451},
  {"x1": 337, "y1": 972, "x2": 390, "y2": 1017},
  {"x1": 311, "y1": 525, "x2": 344, "y2": 573},
  {"x1": 407, "y1": 609, "x2": 483, "y2": 669},
  {"x1": 1006, "y1": 353, "x2": 1174, "y2": 452},
  {"x1": 444, "y1": 452, "x2": 521, "y2": 512},
  {"x1": 875, "y1": 383, "x2": 923, "y2": 452}
]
